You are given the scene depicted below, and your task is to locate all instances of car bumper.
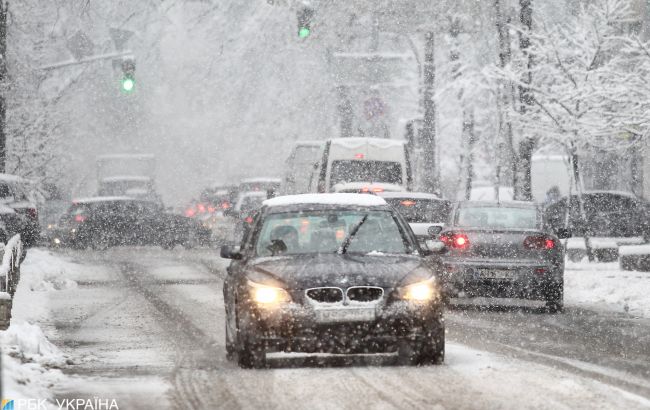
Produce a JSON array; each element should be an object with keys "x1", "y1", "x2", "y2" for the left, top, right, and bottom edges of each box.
[
  {"x1": 442, "y1": 260, "x2": 563, "y2": 300},
  {"x1": 245, "y1": 301, "x2": 443, "y2": 353}
]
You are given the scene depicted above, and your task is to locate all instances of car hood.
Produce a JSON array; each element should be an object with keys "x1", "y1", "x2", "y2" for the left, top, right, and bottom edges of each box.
[{"x1": 248, "y1": 253, "x2": 427, "y2": 289}]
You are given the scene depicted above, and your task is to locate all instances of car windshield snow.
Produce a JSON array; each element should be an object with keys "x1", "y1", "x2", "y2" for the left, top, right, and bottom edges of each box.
[
  {"x1": 255, "y1": 209, "x2": 410, "y2": 256},
  {"x1": 456, "y1": 206, "x2": 538, "y2": 229}
]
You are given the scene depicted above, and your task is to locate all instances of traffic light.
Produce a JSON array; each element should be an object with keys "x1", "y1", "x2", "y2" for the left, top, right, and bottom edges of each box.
[
  {"x1": 297, "y1": 6, "x2": 314, "y2": 38},
  {"x1": 120, "y1": 57, "x2": 136, "y2": 93}
]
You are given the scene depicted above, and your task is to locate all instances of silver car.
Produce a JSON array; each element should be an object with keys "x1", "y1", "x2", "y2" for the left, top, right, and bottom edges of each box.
[{"x1": 438, "y1": 201, "x2": 568, "y2": 313}]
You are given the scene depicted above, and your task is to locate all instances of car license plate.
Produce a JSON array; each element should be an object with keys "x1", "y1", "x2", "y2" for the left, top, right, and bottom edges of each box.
[
  {"x1": 315, "y1": 308, "x2": 376, "y2": 323},
  {"x1": 476, "y1": 269, "x2": 513, "y2": 279}
]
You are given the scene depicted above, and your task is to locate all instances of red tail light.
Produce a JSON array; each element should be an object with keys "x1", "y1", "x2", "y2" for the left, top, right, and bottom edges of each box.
[
  {"x1": 354, "y1": 153, "x2": 365, "y2": 159},
  {"x1": 185, "y1": 207, "x2": 196, "y2": 217},
  {"x1": 524, "y1": 235, "x2": 555, "y2": 250},
  {"x1": 371, "y1": 187, "x2": 384, "y2": 193},
  {"x1": 74, "y1": 214, "x2": 87, "y2": 223},
  {"x1": 197, "y1": 203, "x2": 206, "y2": 213},
  {"x1": 244, "y1": 216, "x2": 254, "y2": 224},
  {"x1": 221, "y1": 202, "x2": 231, "y2": 209},
  {"x1": 207, "y1": 206, "x2": 216, "y2": 213},
  {"x1": 440, "y1": 232, "x2": 470, "y2": 249}
]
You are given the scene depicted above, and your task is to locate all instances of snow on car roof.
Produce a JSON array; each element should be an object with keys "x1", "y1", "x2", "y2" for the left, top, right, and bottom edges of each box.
[
  {"x1": 332, "y1": 182, "x2": 405, "y2": 193},
  {"x1": 379, "y1": 191, "x2": 441, "y2": 200},
  {"x1": 240, "y1": 177, "x2": 282, "y2": 183},
  {"x1": 240, "y1": 191, "x2": 268, "y2": 198},
  {"x1": 329, "y1": 137, "x2": 406, "y2": 149},
  {"x1": 264, "y1": 193, "x2": 387, "y2": 208},
  {"x1": 293, "y1": 140, "x2": 323, "y2": 147},
  {"x1": 72, "y1": 196, "x2": 135, "y2": 204},
  {"x1": 100, "y1": 176, "x2": 152, "y2": 183},
  {"x1": 459, "y1": 200, "x2": 537, "y2": 208},
  {"x1": 0, "y1": 204, "x2": 15, "y2": 214}
]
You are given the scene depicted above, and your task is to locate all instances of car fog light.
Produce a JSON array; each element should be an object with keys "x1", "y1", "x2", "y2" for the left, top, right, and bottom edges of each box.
[{"x1": 53, "y1": 238, "x2": 61, "y2": 245}]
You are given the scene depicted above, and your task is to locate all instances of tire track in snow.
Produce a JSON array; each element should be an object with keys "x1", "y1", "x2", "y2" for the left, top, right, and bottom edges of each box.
[{"x1": 118, "y1": 261, "x2": 241, "y2": 410}]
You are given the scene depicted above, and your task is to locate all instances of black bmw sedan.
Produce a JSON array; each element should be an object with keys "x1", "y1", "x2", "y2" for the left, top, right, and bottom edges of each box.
[{"x1": 220, "y1": 193, "x2": 445, "y2": 368}]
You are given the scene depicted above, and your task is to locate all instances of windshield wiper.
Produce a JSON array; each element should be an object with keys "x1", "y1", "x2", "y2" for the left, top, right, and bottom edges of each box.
[{"x1": 337, "y1": 214, "x2": 368, "y2": 255}]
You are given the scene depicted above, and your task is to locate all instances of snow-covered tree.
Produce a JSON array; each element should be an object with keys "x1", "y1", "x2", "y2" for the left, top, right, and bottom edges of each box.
[{"x1": 490, "y1": 0, "x2": 650, "y2": 258}]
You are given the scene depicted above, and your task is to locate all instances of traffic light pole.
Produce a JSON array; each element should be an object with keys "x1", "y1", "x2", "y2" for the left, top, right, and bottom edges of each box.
[
  {"x1": 0, "y1": 1, "x2": 7, "y2": 174},
  {"x1": 40, "y1": 50, "x2": 133, "y2": 71},
  {"x1": 420, "y1": 30, "x2": 438, "y2": 193}
]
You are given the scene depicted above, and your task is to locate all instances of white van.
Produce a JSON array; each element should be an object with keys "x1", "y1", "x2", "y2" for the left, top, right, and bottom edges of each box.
[
  {"x1": 283, "y1": 141, "x2": 323, "y2": 195},
  {"x1": 311, "y1": 138, "x2": 412, "y2": 193}
]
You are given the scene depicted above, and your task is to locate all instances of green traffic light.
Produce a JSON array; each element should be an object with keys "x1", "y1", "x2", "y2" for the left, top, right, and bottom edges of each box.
[
  {"x1": 121, "y1": 77, "x2": 135, "y2": 92},
  {"x1": 298, "y1": 27, "x2": 311, "y2": 38}
]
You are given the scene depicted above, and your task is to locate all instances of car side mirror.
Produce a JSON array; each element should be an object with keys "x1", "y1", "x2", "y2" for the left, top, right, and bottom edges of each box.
[
  {"x1": 555, "y1": 227, "x2": 571, "y2": 239},
  {"x1": 427, "y1": 225, "x2": 443, "y2": 237},
  {"x1": 220, "y1": 245, "x2": 242, "y2": 260},
  {"x1": 422, "y1": 239, "x2": 445, "y2": 256}
]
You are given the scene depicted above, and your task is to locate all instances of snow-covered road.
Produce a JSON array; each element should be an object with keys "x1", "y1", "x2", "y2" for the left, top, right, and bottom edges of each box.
[{"x1": 4, "y1": 247, "x2": 650, "y2": 409}]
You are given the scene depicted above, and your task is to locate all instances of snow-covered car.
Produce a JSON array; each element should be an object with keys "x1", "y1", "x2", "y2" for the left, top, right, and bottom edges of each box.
[
  {"x1": 0, "y1": 174, "x2": 41, "y2": 246},
  {"x1": 221, "y1": 193, "x2": 445, "y2": 368},
  {"x1": 378, "y1": 192, "x2": 452, "y2": 244},
  {"x1": 229, "y1": 191, "x2": 268, "y2": 241},
  {"x1": 52, "y1": 197, "x2": 208, "y2": 249},
  {"x1": 440, "y1": 201, "x2": 568, "y2": 312}
]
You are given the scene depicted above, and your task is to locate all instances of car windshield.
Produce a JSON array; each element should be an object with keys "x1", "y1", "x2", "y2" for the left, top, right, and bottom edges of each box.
[
  {"x1": 456, "y1": 206, "x2": 538, "y2": 229},
  {"x1": 255, "y1": 209, "x2": 410, "y2": 256},
  {"x1": 384, "y1": 198, "x2": 450, "y2": 223},
  {"x1": 330, "y1": 160, "x2": 402, "y2": 188}
]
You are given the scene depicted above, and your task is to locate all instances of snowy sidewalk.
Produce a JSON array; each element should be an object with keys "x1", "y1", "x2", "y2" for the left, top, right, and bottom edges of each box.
[{"x1": 565, "y1": 260, "x2": 650, "y2": 318}]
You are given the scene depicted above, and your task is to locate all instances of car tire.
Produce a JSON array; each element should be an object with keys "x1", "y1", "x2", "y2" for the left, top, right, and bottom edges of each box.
[
  {"x1": 398, "y1": 322, "x2": 445, "y2": 366},
  {"x1": 545, "y1": 282, "x2": 564, "y2": 314},
  {"x1": 235, "y1": 306, "x2": 267, "y2": 369}
]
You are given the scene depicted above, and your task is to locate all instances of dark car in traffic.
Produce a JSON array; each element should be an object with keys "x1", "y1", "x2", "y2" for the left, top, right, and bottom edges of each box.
[
  {"x1": 379, "y1": 192, "x2": 452, "y2": 244},
  {"x1": 221, "y1": 193, "x2": 446, "y2": 368},
  {"x1": 52, "y1": 197, "x2": 208, "y2": 249},
  {"x1": 544, "y1": 191, "x2": 650, "y2": 240},
  {"x1": 440, "y1": 201, "x2": 567, "y2": 312},
  {"x1": 0, "y1": 174, "x2": 41, "y2": 246}
]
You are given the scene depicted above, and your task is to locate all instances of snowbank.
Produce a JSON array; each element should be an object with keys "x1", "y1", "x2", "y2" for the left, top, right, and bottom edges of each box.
[
  {"x1": 1, "y1": 322, "x2": 66, "y2": 402},
  {"x1": 565, "y1": 260, "x2": 650, "y2": 318}
]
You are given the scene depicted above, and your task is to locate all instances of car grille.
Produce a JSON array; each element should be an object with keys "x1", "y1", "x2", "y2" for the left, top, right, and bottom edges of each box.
[
  {"x1": 346, "y1": 286, "x2": 384, "y2": 302},
  {"x1": 306, "y1": 287, "x2": 343, "y2": 303}
]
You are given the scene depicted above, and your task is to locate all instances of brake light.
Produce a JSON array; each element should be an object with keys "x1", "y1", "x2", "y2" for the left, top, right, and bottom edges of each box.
[
  {"x1": 244, "y1": 216, "x2": 254, "y2": 224},
  {"x1": 524, "y1": 235, "x2": 555, "y2": 250},
  {"x1": 400, "y1": 200, "x2": 417, "y2": 206},
  {"x1": 207, "y1": 206, "x2": 216, "y2": 213},
  {"x1": 197, "y1": 203, "x2": 206, "y2": 213},
  {"x1": 185, "y1": 207, "x2": 196, "y2": 217},
  {"x1": 354, "y1": 153, "x2": 365, "y2": 159},
  {"x1": 440, "y1": 232, "x2": 470, "y2": 249},
  {"x1": 74, "y1": 214, "x2": 87, "y2": 223},
  {"x1": 371, "y1": 187, "x2": 384, "y2": 193},
  {"x1": 221, "y1": 202, "x2": 231, "y2": 209},
  {"x1": 361, "y1": 187, "x2": 370, "y2": 193}
]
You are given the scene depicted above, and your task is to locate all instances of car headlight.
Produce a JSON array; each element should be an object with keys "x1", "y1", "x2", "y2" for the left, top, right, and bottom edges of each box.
[
  {"x1": 398, "y1": 278, "x2": 439, "y2": 302},
  {"x1": 247, "y1": 280, "x2": 291, "y2": 304}
]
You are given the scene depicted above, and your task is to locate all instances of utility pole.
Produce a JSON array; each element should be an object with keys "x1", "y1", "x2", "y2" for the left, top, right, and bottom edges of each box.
[
  {"x1": 0, "y1": 1, "x2": 7, "y2": 173},
  {"x1": 420, "y1": 30, "x2": 437, "y2": 193}
]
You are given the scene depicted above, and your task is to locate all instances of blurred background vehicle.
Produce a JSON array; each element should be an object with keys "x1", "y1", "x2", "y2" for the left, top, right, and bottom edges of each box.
[
  {"x1": 51, "y1": 196, "x2": 209, "y2": 250},
  {"x1": 544, "y1": 190, "x2": 650, "y2": 239},
  {"x1": 282, "y1": 141, "x2": 323, "y2": 195},
  {"x1": 312, "y1": 137, "x2": 412, "y2": 193},
  {"x1": 0, "y1": 174, "x2": 41, "y2": 247},
  {"x1": 379, "y1": 192, "x2": 452, "y2": 244}
]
